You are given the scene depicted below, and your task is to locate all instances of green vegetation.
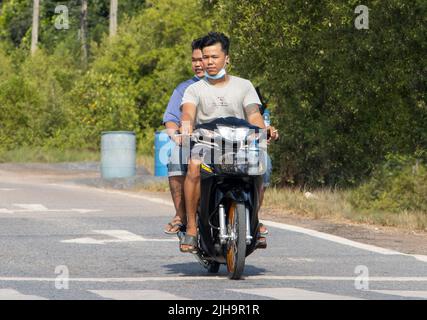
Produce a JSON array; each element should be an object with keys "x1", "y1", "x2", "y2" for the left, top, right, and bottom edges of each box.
[
  {"x1": 262, "y1": 186, "x2": 427, "y2": 231},
  {"x1": 0, "y1": 146, "x2": 99, "y2": 163},
  {"x1": 214, "y1": 0, "x2": 426, "y2": 188},
  {"x1": 350, "y1": 154, "x2": 427, "y2": 213},
  {"x1": 0, "y1": 0, "x2": 425, "y2": 228},
  {"x1": 0, "y1": 0, "x2": 211, "y2": 154}
]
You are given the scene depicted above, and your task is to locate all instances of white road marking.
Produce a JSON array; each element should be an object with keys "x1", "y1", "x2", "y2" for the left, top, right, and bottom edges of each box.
[
  {"x1": 228, "y1": 287, "x2": 363, "y2": 300},
  {"x1": 261, "y1": 220, "x2": 427, "y2": 263},
  {"x1": 0, "y1": 275, "x2": 426, "y2": 283},
  {"x1": 89, "y1": 290, "x2": 188, "y2": 300},
  {"x1": 47, "y1": 183, "x2": 174, "y2": 207},
  {"x1": 370, "y1": 290, "x2": 427, "y2": 299},
  {"x1": 14, "y1": 204, "x2": 48, "y2": 211},
  {"x1": 288, "y1": 258, "x2": 315, "y2": 263},
  {"x1": 0, "y1": 289, "x2": 47, "y2": 300},
  {"x1": 61, "y1": 237, "x2": 107, "y2": 245},
  {"x1": 70, "y1": 209, "x2": 102, "y2": 214},
  {"x1": 61, "y1": 229, "x2": 177, "y2": 244},
  {"x1": 0, "y1": 188, "x2": 16, "y2": 191},
  {"x1": 94, "y1": 230, "x2": 147, "y2": 241},
  {"x1": 0, "y1": 203, "x2": 102, "y2": 214}
]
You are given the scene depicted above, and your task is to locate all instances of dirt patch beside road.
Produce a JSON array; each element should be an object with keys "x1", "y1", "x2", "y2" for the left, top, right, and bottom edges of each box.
[{"x1": 261, "y1": 207, "x2": 427, "y2": 255}]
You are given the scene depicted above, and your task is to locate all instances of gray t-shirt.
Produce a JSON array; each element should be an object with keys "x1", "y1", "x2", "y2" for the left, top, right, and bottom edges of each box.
[{"x1": 181, "y1": 75, "x2": 261, "y2": 125}]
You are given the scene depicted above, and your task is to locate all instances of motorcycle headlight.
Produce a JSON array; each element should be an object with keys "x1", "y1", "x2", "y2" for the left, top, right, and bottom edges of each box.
[
  {"x1": 217, "y1": 126, "x2": 250, "y2": 141},
  {"x1": 198, "y1": 128, "x2": 221, "y2": 139}
]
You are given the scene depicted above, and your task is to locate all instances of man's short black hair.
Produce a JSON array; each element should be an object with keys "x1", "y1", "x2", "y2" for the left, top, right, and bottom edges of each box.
[
  {"x1": 200, "y1": 32, "x2": 230, "y2": 55},
  {"x1": 191, "y1": 38, "x2": 203, "y2": 51}
]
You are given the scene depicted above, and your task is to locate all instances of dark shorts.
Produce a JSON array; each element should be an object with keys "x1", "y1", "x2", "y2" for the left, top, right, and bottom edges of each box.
[{"x1": 167, "y1": 144, "x2": 189, "y2": 177}]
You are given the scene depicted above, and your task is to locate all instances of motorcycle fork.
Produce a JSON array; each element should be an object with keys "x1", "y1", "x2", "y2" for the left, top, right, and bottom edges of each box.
[{"x1": 218, "y1": 203, "x2": 253, "y2": 245}]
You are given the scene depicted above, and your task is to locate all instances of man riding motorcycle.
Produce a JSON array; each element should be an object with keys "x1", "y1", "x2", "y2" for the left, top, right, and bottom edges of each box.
[{"x1": 179, "y1": 32, "x2": 278, "y2": 253}]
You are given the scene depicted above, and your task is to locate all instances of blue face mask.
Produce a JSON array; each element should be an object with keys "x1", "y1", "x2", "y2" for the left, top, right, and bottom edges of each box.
[{"x1": 204, "y1": 60, "x2": 228, "y2": 80}]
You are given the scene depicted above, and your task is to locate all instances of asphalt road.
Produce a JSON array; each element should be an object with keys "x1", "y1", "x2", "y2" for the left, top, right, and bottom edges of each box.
[{"x1": 0, "y1": 170, "x2": 426, "y2": 300}]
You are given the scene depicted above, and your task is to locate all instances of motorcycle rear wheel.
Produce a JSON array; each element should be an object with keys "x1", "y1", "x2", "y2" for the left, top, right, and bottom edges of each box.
[{"x1": 226, "y1": 202, "x2": 247, "y2": 280}]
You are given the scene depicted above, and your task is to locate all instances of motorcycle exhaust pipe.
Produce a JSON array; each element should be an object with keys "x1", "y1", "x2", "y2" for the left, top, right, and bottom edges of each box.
[{"x1": 219, "y1": 204, "x2": 227, "y2": 245}]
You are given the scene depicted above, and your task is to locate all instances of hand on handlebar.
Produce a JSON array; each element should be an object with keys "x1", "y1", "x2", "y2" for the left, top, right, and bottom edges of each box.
[
  {"x1": 180, "y1": 121, "x2": 193, "y2": 136},
  {"x1": 179, "y1": 122, "x2": 193, "y2": 147},
  {"x1": 267, "y1": 126, "x2": 279, "y2": 144},
  {"x1": 171, "y1": 134, "x2": 183, "y2": 145}
]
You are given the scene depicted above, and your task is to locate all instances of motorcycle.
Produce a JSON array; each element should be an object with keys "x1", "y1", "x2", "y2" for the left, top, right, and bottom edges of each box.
[{"x1": 178, "y1": 117, "x2": 268, "y2": 280}]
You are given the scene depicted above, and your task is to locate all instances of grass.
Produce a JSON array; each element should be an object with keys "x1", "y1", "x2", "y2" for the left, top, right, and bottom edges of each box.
[
  {"x1": 263, "y1": 187, "x2": 427, "y2": 231},
  {"x1": 0, "y1": 146, "x2": 100, "y2": 163},
  {"x1": 137, "y1": 153, "x2": 155, "y2": 175},
  {"x1": 135, "y1": 180, "x2": 170, "y2": 193},
  {"x1": 0, "y1": 146, "x2": 155, "y2": 170}
]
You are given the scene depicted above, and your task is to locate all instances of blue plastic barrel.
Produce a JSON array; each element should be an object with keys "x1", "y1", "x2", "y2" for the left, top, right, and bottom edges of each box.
[
  {"x1": 101, "y1": 131, "x2": 136, "y2": 179},
  {"x1": 154, "y1": 131, "x2": 173, "y2": 176}
]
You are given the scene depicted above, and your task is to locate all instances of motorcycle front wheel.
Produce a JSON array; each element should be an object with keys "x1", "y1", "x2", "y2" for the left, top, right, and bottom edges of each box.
[{"x1": 226, "y1": 202, "x2": 247, "y2": 280}]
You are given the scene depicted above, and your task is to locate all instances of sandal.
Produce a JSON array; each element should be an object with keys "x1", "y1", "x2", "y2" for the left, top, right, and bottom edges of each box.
[
  {"x1": 259, "y1": 223, "x2": 269, "y2": 236},
  {"x1": 255, "y1": 236, "x2": 267, "y2": 249},
  {"x1": 164, "y1": 217, "x2": 184, "y2": 235},
  {"x1": 179, "y1": 234, "x2": 198, "y2": 253}
]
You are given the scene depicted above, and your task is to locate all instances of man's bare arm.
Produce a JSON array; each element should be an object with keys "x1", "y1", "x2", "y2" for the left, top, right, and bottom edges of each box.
[
  {"x1": 245, "y1": 104, "x2": 280, "y2": 141},
  {"x1": 165, "y1": 121, "x2": 180, "y2": 136},
  {"x1": 180, "y1": 102, "x2": 197, "y2": 134},
  {"x1": 165, "y1": 121, "x2": 182, "y2": 144},
  {"x1": 245, "y1": 104, "x2": 266, "y2": 129}
]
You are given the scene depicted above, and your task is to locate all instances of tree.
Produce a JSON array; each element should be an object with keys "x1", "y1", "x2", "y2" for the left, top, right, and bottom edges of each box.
[
  {"x1": 80, "y1": 0, "x2": 88, "y2": 67},
  {"x1": 67, "y1": 0, "x2": 212, "y2": 152},
  {"x1": 110, "y1": 0, "x2": 118, "y2": 38},
  {"x1": 31, "y1": 0, "x2": 39, "y2": 55},
  {"x1": 0, "y1": 0, "x2": 32, "y2": 47},
  {"x1": 213, "y1": 0, "x2": 427, "y2": 187}
]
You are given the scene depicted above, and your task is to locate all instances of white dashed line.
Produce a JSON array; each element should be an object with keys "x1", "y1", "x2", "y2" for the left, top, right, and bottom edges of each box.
[{"x1": 61, "y1": 229, "x2": 177, "y2": 244}]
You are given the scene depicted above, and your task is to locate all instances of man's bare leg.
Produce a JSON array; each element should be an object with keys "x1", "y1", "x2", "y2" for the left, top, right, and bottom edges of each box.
[
  {"x1": 164, "y1": 176, "x2": 186, "y2": 233},
  {"x1": 181, "y1": 159, "x2": 200, "y2": 250},
  {"x1": 258, "y1": 187, "x2": 268, "y2": 235}
]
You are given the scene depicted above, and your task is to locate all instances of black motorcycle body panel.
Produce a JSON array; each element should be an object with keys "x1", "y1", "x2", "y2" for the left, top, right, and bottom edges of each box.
[{"x1": 197, "y1": 167, "x2": 263, "y2": 263}]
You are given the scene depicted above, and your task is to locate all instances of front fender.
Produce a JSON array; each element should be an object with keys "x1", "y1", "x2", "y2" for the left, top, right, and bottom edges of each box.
[{"x1": 224, "y1": 189, "x2": 250, "y2": 203}]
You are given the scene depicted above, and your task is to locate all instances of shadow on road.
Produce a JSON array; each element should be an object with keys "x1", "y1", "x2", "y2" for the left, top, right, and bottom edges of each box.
[{"x1": 163, "y1": 262, "x2": 267, "y2": 277}]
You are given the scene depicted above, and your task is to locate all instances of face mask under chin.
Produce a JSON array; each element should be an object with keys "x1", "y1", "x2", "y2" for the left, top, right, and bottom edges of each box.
[{"x1": 204, "y1": 59, "x2": 228, "y2": 80}]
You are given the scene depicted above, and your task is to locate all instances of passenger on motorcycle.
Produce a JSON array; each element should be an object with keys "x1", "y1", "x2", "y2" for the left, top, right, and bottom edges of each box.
[{"x1": 162, "y1": 38, "x2": 204, "y2": 235}]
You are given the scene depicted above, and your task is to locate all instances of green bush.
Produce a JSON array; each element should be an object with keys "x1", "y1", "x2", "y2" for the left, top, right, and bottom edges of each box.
[
  {"x1": 0, "y1": 49, "x2": 80, "y2": 152},
  {"x1": 0, "y1": 47, "x2": 13, "y2": 81},
  {"x1": 350, "y1": 154, "x2": 427, "y2": 213}
]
